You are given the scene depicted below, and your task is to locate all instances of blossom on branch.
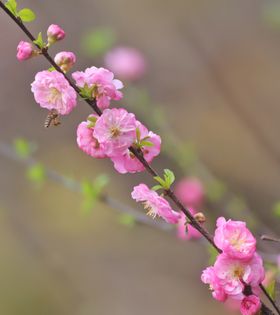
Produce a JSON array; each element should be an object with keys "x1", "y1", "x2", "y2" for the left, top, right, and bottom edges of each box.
[
  {"x1": 131, "y1": 183, "x2": 180, "y2": 224},
  {"x1": 93, "y1": 108, "x2": 136, "y2": 157},
  {"x1": 77, "y1": 114, "x2": 107, "y2": 158},
  {"x1": 72, "y1": 67, "x2": 123, "y2": 109},
  {"x1": 31, "y1": 70, "x2": 77, "y2": 115},
  {"x1": 214, "y1": 217, "x2": 256, "y2": 261},
  {"x1": 240, "y1": 295, "x2": 261, "y2": 315},
  {"x1": 111, "y1": 121, "x2": 161, "y2": 174}
]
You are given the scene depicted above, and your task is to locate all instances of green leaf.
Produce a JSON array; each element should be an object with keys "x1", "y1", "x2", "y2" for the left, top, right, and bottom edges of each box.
[
  {"x1": 48, "y1": 66, "x2": 56, "y2": 72},
  {"x1": 118, "y1": 213, "x2": 135, "y2": 228},
  {"x1": 140, "y1": 140, "x2": 154, "y2": 147},
  {"x1": 81, "y1": 28, "x2": 116, "y2": 57},
  {"x1": 13, "y1": 138, "x2": 32, "y2": 158},
  {"x1": 18, "y1": 8, "x2": 36, "y2": 22},
  {"x1": 79, "y1": 84, "x2": 94, "y2": 100},
  {"x1": 5, "y1": 0, "x2": 17, "y2": 16},
  {"x1": 33, "y1": 32, "x2": 44, "y2": 49},
  {"x1": 207, "y1": 244, "x2": 218, "y2": 265},
  {"x1": 273, "y1": 202, "x2": 280, "y2": 217},
  {"x1": 266, "y1": 280, "x2": 276, "y2": 301},
  {"x1": 26, "y1": 163, "x2": 45, "y2": 184},
  {"x1": 163, "y1": 169, "x2": 175, "y2": 187},
  {"x1": 136, "y1": 127, "x2": 141, "y2": 142},
  {"x1": 151, "y1": 185, "x2": 163, "y2": 191},
  {"x1": 154, "y1": 176, "x2": 166, "y2": 188}
]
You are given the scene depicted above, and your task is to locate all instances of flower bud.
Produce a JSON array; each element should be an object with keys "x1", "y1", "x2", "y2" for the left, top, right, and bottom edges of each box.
[
  {"x1": 54, "y1": 51, "x2": 76, "y2": 73},
  {"x1": 47, "y1": 24, "x2": 65, "y2": 44},
  {"x1": 194, "y1": 212, "x2": 206, "y2": 224},
  {"x1": 16, "y1": 41, "x2": 34, "y2": 61}
]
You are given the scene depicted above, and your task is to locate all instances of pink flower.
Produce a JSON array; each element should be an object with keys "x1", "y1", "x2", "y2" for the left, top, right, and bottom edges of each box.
[
  {"x1": 201, "y1": 266, "x2": 227, "y2": 302},
  {"x1": 110, "y1": 121, "x2": 161, "y2": 173},
  {"x1": 240, "y1": 295, "x2": 261, "y2": 315},
  {"x1": 54, "y1": 51, "x2": 76, "y2": 73},
  {"x1": 174, "y1": 177, "x2": 204, "y2": 208},
  {"x1": 31, "y1": 70, "x2": 77, "y2": 115},
  {"x1": 177, "y1": 209, "x2": 202, "y2": 240},
  {"x1": 17, "y1": 41, "x2": 33, "y2": 61},
  {"x1": 131, "y1": 183, "x2": 180, "y2": 224},
  {"x1": 77, "y1": 115, "x2": 107, "y2": 158},
  {"x1": 72, "y1": 67, "x2": 123, "y2": 109},
  {"x1": 93, "y1": 108, "x2": 136, "y2": 157},
  {"x1": 47, "y1": 24, "x2": 65, "y2": 44},
  {"x1": 213, "y1": 253, "x2": 264, "y2": 300},
  {"x1": 104, "y1": 47, "x2": 146, "y2": 81},
  {"x1": 214, "y1": 217, "x2": 256, "y2": 261}
]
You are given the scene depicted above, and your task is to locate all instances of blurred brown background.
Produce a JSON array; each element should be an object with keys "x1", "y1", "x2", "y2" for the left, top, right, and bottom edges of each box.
[{"x1": 0, "y1": 0, "x2": 280, "y2": 314}]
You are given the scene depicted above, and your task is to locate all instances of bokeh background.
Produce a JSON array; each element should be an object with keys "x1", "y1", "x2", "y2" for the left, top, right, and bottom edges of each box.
[{"x1": 0, "y1": 0, "x2": 280, "y2": 314}]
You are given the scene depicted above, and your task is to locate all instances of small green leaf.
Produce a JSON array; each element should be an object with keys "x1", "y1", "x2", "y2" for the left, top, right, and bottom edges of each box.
[
  {"x1": 79, "y1": 84, "x2": 94, "y2": 100},
  {"x1": 5, "y1": 0, "x2": 17, "y2": 16},
  {"x1": 26, "y1": 163, "x2": 45, "y2": 184},
  {"x1": 154, "y1": 176, "x2": 166, "y2": 188},
  {"x1": 151, "y1": 185, "x2": 163, "y2": 191},
  {"x1": 33, "y1": 32, "x2": 44, "y2": 49},
  {"x1": 207, "y1": 245, "x2": 218, "y2": 265},
  {"x1": 163, "y1": 169, "x2": 175, "y2": 187},
  {"x1": 13, "y1": 138, "x2": 32, "y2": 158},
  {"x1": 140, "y1": 140, "x2": 154, "y2": 147},
  {"x1": 18, "y1": 8, "x2": 36, "y2": 22},
  {"x1": 136, "y1": 127, "x2": 141, "y2": 142},
  {"x1": 48, "y1": 66, "x2": 56, "y2": 72},
  {"x1": 118, "y1": 213, "x2": 135, "y2": 228},
  {"x1": 266, "y1": 280, "x2": 276, "y2": 301}
]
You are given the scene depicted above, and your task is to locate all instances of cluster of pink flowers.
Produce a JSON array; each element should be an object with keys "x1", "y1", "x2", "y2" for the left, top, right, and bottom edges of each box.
[
  {"x1": 72, "y1": 66, "x2": 123, "y2": 110},
  {"x1": 17, "y1": 18, "x2": 270, "y2": 315},
  {"x1": 17, "y1": 24, "x2": 78, "y2": 116},
  {"x1": 76, "y1": 108, "x2": 161, "y2": 173},
  {"x1": 201, "y1": 217, "x2": 264, "y2": 315}
]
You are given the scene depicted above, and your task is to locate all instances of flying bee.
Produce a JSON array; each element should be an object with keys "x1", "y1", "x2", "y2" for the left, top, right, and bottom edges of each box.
[{"x1": 44, "y1": 109, "x2": 61, "y2": 128}]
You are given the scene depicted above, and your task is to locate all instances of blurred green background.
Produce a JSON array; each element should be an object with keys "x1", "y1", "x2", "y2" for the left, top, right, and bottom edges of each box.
[{"x1": 1, "y1": 0, "x2": 280, "y2": 314}]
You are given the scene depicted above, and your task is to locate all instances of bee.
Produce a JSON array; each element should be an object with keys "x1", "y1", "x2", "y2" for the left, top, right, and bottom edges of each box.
[{"x1": 44, "y1": 109, "x2": 61, "y2": 128}]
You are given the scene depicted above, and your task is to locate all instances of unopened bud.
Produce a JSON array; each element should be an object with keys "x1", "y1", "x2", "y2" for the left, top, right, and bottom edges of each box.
[
  {"x1": 17, "y1": 41, "x2": 34, "y2": 61},
  {"x1": 47, "y1": 24, "x2": 65, "y2": 45},
  {"x1": 54, "y1": 51, "x2": 76, "y2": 73},
  {"x1": 194, "y1": 212, "x2": 206, "y2": 224}
]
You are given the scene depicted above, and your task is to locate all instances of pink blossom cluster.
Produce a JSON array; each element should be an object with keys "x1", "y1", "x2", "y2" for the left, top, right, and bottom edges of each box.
[
  {"x1": 76, "y1": 108, "x2": 161, "y2": 173},
  {"x1": 201, "y1": 217, "x2": 264, "y2": 315},
  {"x1": 72, "y1": 67, "x2": 123, "y2": 110}
]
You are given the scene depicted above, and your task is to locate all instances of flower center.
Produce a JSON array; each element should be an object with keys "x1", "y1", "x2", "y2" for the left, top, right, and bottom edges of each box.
[
  {"x1": 110, "y1": 126, "x2": 121, "y2": 138},
  {"x1": 143, "y1": 201, "x2": 157, "y2": 219},
  {"x1": 48, "y1": 87, "x2": 61, "y2": 104},
  {"x1": 233, "y1": 265, "x2": 244, "y2": 279}
]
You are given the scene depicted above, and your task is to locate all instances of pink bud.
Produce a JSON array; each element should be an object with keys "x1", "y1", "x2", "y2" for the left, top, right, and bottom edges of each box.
[
  {"x1": 47, "y1": 24, "x2": 65, "y2": 44},
  {"x1": 240, "y1": 295, "x2": 261, "y2": 315},
  {"x1": 54, "y1": 51, "x2": 76, "y2": 73},
  {"x1": 104, "y1": 47, "x2": 146, "y2": 81},
  {"x1": 16, "y1": 41, "x2": 33, "y2": 61}
]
